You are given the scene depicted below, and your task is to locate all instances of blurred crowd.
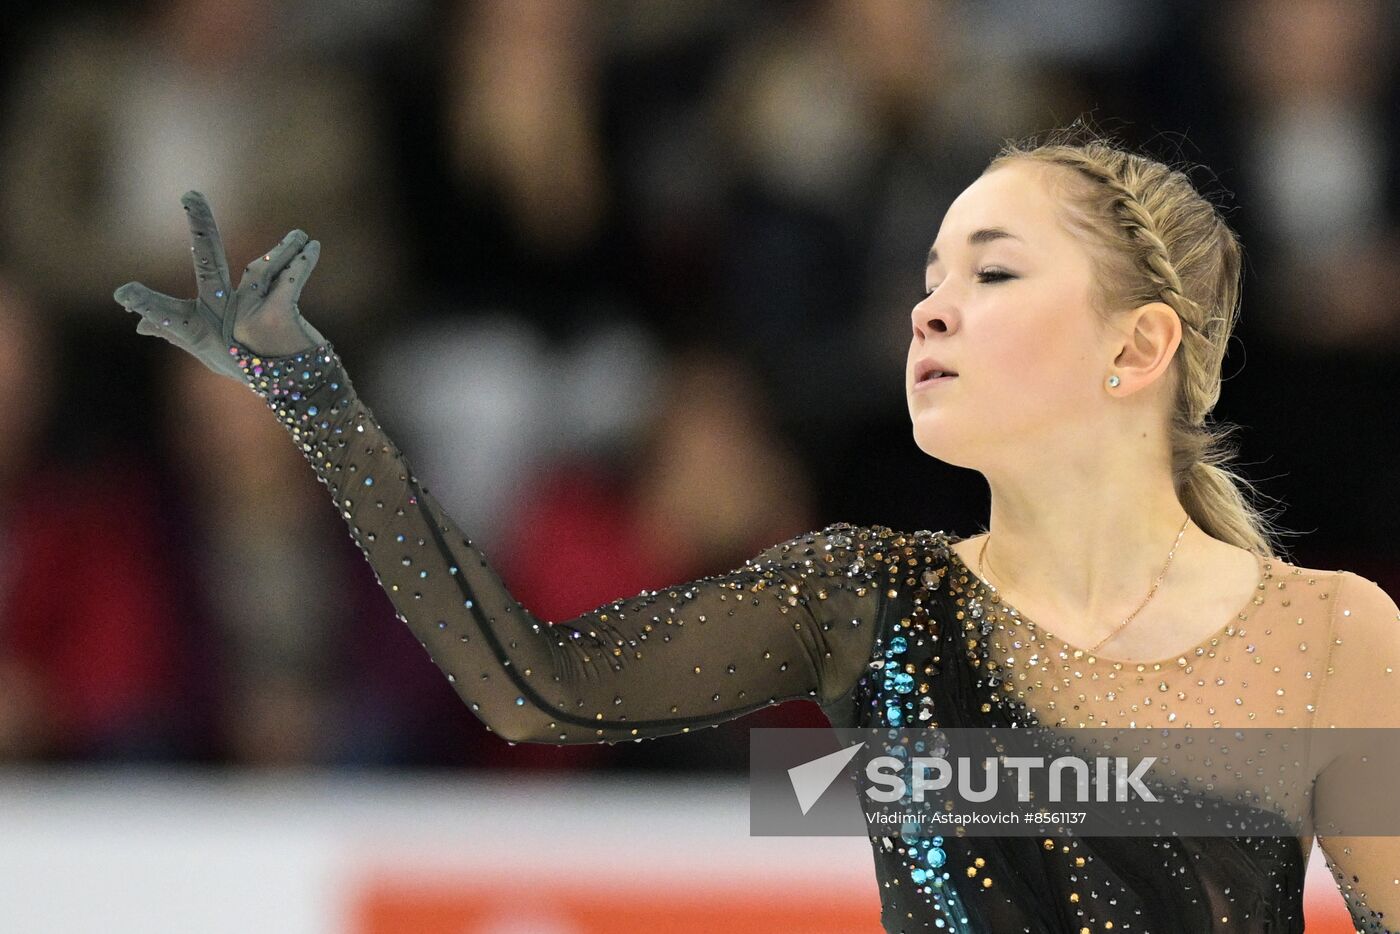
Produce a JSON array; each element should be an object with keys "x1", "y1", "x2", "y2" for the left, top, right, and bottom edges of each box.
[{"x1": 0, "y1": 0, "x2": 1396, "y2": 773}]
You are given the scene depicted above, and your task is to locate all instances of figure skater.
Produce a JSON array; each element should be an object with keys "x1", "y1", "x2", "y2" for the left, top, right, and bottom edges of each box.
[{"x1": 113, "y1": 125, "x2": 1400, "y2": 933}]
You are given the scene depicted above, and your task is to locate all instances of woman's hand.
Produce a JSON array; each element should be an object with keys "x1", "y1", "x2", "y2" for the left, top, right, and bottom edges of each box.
[{"x1": 113, "y1": 191, "x2": 329, "y2": 381}]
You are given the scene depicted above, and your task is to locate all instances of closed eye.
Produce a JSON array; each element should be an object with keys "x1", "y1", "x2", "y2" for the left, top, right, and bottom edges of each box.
[{"x1": 924, "y1": 269, "x2": 1015, "y2": 297}]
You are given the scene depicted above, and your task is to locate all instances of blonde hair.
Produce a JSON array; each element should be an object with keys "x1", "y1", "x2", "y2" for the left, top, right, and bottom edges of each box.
[{"x1": 987, "y1": 120, "x2": 1288, "y2": 558}]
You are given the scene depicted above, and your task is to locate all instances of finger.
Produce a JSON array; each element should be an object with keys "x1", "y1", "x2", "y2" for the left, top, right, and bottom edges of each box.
[
  {"x1": 114, "y1": 281, "x2": 184, "y2": 316},
  {"x1": 237, "y1": 228, "x2": 309, "y2": 296},
  {"x1": 182, "y1": 190, "x2": 232, "y2": 306},
  {"x1": 268, "y1": 239, "x2": 320, "y2": 308},
  {"x1": 287, "y1": 239, "x2": 320, "y2": 305},
  {"x1": 114, "y1": 281, "x2": 160, "y2": 309}
]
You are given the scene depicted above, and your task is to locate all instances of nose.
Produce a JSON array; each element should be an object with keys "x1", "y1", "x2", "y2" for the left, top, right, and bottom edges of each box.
[{"x1": 910, "y1": 293, "x2": 955, "y2": 341}]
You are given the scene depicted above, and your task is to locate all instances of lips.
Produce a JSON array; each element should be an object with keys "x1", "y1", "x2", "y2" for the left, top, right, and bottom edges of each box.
[{"x1": 913, "y1": 359, "x2": 958, "y2": 387}]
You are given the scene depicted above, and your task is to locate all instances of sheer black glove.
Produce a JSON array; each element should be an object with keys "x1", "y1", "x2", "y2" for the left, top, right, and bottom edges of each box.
[{"x1": 113, "y1": 190, "x2": 329, "y2": 379}]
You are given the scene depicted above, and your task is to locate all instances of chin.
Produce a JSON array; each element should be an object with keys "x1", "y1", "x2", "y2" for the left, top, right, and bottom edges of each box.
[{"x1": 909, "y1": 417, "x2": 979, "y2": 469}]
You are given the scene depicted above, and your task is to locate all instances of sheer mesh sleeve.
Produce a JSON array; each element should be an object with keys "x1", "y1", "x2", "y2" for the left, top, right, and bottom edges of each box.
[
  {"x1": 228, "y1": 340, "x2": 892, "y2": 746},
  {"x1": 1312, "y1": 571, "x2": 1400, "y2": 933}
]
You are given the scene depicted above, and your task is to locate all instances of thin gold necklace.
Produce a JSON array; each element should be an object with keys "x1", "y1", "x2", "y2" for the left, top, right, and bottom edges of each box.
[{"x1": 976, "y1": 515, "x2": 1192, "y2": 653}]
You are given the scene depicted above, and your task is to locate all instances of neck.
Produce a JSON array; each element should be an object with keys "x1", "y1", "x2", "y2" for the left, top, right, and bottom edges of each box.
[{"x1": 977, "y1": 447, "x2": 1194, "y2": 627}]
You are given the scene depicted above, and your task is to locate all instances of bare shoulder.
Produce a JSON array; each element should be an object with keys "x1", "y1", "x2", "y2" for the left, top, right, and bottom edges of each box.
[
  {"x1": 1309, "y1": 564, "x2": 1400, "y2": 727},
  {"x1": 1264, "y1": 554, "x2": 1354, "y2": 593},
  {"x1": 1266, "y1": 556, "x2": 1398, "y2": 621},
  {"x1": 1331, "y1": 568, "x2": 1400, "y2": 625},
  {"x1": 1303, "y1": 564, "x2": 1400, "y2": 672}
]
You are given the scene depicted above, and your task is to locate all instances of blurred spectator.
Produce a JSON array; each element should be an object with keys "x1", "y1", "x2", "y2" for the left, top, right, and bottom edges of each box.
[
  {"x1": 145, "y1": 351, "x2": 485, "y2": 768},
  {"x1": 0, "y1": 0, "x2": 405, "y2": 336},
  {"x1": 390, "y1": 0, "x2": 624, "y2": 340},
  {"x1": 494, "y1": 343, "x2": 825, "y2": 771},
  {"x1": 446, "y1": 0, "x2": 607, "y2": 261},
  {"x1": 1215, "y1": 0, "x2": 1400, "y2": 350},
  {"x1": 1, "y1": 327, "x2": 519, "y2": 769},
  {"x1": 0, "y1": 270, "x2": 193, "y2": 762},
  {"x1": 365, "y1": 313, "x2": 659, "y2": 551}
]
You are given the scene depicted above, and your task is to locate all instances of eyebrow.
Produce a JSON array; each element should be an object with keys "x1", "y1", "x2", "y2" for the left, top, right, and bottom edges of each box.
[{"x1": 926, "y1": 228, "x2": 1024, "y2": 268}]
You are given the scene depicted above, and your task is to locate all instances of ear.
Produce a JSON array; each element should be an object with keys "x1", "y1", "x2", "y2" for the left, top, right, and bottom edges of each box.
[{"x1": 1108, "y1": 301, "x2": 1182, "y2": 393}]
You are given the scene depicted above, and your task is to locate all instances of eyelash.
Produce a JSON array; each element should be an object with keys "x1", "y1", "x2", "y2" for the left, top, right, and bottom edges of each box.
[{"x1": 924, "y1": 269, "x2": 1014, "y2": 296}]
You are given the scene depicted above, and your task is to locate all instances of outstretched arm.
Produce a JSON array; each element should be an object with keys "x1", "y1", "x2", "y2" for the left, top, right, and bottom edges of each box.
[
  {"x1": 114, "y1": 192, "x2": 894, "y2": 746},
  {"x1": 230, "y1": 341, "x2": 892, "y2": 743}
]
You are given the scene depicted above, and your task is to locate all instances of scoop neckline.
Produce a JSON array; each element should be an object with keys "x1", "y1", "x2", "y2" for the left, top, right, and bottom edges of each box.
[{"x1": 939, "y1": 530, "x2": 1267, "y2": 669}]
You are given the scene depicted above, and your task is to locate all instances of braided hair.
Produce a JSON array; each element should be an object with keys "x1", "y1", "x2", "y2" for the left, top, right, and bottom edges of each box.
[{"x1": 987, "y1": 120, "x2": 1286, "y2": 557}]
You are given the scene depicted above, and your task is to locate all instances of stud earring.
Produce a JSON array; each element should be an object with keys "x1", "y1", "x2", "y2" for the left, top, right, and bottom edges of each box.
[{"x1": 1107, "y1": 374, "x2": 1121, "y2": 388}]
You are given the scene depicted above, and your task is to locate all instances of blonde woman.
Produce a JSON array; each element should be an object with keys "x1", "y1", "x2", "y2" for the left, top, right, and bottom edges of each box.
[{"x1": 114, "y1": 125, "x2": 1399, "y2": 933}]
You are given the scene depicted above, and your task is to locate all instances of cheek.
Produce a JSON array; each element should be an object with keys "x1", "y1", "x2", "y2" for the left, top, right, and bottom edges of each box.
[{"x1": 972, "y1": 310, "x2": 1097, "y2": 408}]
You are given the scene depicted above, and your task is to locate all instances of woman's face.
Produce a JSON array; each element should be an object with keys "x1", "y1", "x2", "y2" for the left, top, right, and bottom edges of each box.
[{"x1": 907, "y1": 159, "x2": 1111, "y2": 471}]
